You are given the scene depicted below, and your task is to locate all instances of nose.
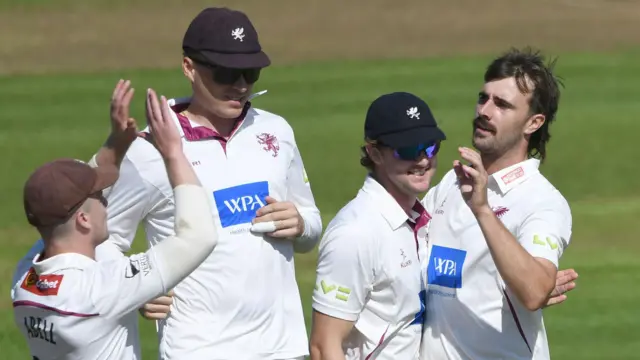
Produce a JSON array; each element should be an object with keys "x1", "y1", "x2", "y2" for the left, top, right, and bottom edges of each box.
[
  {"x1": 233, "y1": 75, "x2": 249, "y2": 92},
  {"x1": 477, "y1": 98, "x2": 494, "y2": 119},
  {"x1": 416, "y1": 152, "x2": 430, "y2": 167}
]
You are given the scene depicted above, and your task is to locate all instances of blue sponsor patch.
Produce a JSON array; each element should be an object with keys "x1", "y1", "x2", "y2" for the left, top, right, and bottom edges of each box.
[
  {"x1": 427, "y1": 245, "x2": 467, "y2": 288},
  {"x1": 213, "y1": 181, "x2": 269, "y2": 228}
]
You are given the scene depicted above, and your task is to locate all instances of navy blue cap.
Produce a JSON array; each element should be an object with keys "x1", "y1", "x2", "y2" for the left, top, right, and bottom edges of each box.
[
  {"x1": 182, "y1": 7, "x2": 270, "y2": 69},
  {"x1": 364, "y1": 92, "x2": 446, "y2": 148}
]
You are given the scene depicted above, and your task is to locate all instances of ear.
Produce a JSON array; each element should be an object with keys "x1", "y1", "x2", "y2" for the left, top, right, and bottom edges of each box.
[
  {"x1": 524, "y1": 113, "x2": 545, "y2": 135},
  {"x1": 366, "y1": 143, "x2": 384, "y2": 166},
  {"x1": 182, "y1": 57, "x2": 196, "y2": 83},
  {"x1": 75, "y1": 211, "x2": 92, "y2": 232}
]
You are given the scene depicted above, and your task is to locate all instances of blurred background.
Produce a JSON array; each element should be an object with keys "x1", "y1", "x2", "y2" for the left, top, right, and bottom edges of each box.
[{"x1": 1, "y1": 0, "x2": 639, "y2": 358}]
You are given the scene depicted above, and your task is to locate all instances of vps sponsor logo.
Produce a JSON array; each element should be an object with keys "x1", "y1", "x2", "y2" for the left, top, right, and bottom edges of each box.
[
  {"x1": 213, "y1": 181, "x2": 269, "y2": 228},
  {"x1": 21, "y1": 268, "x2": 63, "y2": 296},
  {"x1": 427, "y1": 245, "x2": 467, "y2": 289}
]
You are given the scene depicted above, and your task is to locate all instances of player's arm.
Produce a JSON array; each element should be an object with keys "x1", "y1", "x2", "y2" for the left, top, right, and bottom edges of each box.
[
  {"x1": 456, "y1": 148, "x2": 571, "y2": 311},
  {"x1": 251, "y1": 134, "x2": 323, "y2": 252},
  {"x1": 475, "y1": 205, "x2": 569, "y2": 311},
  {"x1": 309, "y1": 225, "x2": 375, "y2": 359},
  {"x1": 91, "y1": 89, "x2": 218, "y2": 318},
  {"x1": 285, "y1": 144, "x2": 323, "y2": 253}
]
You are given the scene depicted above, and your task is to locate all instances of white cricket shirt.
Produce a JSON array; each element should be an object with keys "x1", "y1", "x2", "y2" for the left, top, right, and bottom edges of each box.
[
  {"x1": 419, "y1": 159, "x2": 572, "y2": 360},
  {"x1": 312, "y1": 176, "x2": 430, "y2": 360},
  {"x1": 96, "y1": 97, "x2": 322, "y2": 359},
  {"x1": 11, "y1": 243, "x2": 168, "y2": 360}
]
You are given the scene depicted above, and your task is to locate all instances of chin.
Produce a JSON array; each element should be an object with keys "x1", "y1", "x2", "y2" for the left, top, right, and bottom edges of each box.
[
  {"x1": 216, "y1": 106, "x2": 245, "y2": 119},
  {"x1": 405, "y1": 174, "x2": 432, "y2": 195}
]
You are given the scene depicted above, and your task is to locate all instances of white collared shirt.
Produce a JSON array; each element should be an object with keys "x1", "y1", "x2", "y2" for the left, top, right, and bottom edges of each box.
[
  {"x1": 11, "y1": 245, "x2": 167, "y2": 360},
  {"x1": 419, "y1": 159, "x2": 572, "y2": 360},
  {"x1": 312, "y1": 176, "x2": 430, "y2": 360},
  {"x1": 94, "y1": 97, "x2": 322, "y2": 359}
]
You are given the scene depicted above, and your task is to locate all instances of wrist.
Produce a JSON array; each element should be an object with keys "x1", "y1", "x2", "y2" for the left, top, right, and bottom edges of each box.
[
  {"x1": 105, "y1": 133, "x2": 134, "y2": 151},
  {"x1": 161, "y1": 150, "x2": 186, "y2": 163},
  {"x1": 472, "y1": 204, "x2": 494, "y2": 219}
]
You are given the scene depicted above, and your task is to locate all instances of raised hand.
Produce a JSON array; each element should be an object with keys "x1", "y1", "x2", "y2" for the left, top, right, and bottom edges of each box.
[
  {"x1": 454, "y1": 147, "x2": 489, "y2": 215},
  {"x1": 143, "y1": 88, "x2": 183, "y2": 160},
  {"x1": 109, "y1": 79, "x2": 139, "y2": 145}
]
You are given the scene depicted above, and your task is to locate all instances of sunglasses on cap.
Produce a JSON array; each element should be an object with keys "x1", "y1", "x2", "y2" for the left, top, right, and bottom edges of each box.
[
  {"x1": 383, "y1": 142, "x2": 441, "y2": 161},
  {"x1": 191, "y1": 59, "x2": 261, "y2": 85}
]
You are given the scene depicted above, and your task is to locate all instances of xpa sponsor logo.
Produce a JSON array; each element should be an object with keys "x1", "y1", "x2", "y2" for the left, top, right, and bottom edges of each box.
[
  {"x1": 427, "y1": 245, "x2": 467, "y2": 289},
  {"x1": 21, "y1": 268, "x2": 63, "y2": 296},
  {"x1": 213, "y1": 181, "x2": 269, "y2": 228}
]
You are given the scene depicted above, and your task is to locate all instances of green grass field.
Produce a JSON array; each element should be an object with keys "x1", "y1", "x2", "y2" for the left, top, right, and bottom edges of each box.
[{"x1": 1, "y1": 0, "x2": 640, "y2": 358}]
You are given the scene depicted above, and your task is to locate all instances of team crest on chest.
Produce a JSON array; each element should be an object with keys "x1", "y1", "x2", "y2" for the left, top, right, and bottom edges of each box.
[{"x1": 256, "y1": 133, "x2": 279, "y2": 157}]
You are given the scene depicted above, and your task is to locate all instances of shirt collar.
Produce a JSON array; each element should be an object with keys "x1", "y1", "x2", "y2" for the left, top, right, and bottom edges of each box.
[
  {"x1": 32, "y1": 252, "x2": 95, "y2": 274},
  {"x1": 489, "y1": 158, "x2": 540, "y2": 195},
  {"x1": 164, "y1": 97, "x2": 252, "y2": 142},
  {"x1": 360, "y1": 175, "x2": 426, "y2": 230}
]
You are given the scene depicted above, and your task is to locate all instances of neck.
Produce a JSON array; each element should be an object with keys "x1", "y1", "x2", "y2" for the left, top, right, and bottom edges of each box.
[
  {"x1": 41, "y1": 236, "x2": 95, "y2": 261},
  {"x1": 481, "y1": 146, "x2": 528, "y2": 175},
  {"x1": 371, "y1": 173, "x2": 416, "y2": 216},
  {"x1": 185, "y1": 100, "x2": 237, "y2": 137}
]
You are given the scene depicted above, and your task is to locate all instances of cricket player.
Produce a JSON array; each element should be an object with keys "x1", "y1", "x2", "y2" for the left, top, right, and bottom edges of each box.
[
  {"x1": 310, "y1": 92, "x2": 446, "y2": 359},
  {"x1": 420, "y1": 47, "x2": 573, "y2": 359},
  {"x1": 11, "y1": 86, "x2": 219, "y2": 360},
  {"x1": 92, "y1": 7, "x2": 320, "y2": 360}
]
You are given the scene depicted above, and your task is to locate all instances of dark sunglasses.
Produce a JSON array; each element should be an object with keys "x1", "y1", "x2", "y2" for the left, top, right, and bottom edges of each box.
[
  {"x1": 388, "y1": 142, "x2": 441, "y2": 161},
  {"x1": 192, "y1": 59, "x2": 261, "y2": 85}
]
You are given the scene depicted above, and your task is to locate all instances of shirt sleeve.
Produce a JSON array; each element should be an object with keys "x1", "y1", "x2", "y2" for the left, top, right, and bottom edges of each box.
[
  {"x1": 89, "y1": 249, "x2": 166, "y2": 319},
  {"x1": 516, "y1": 198, "x2": 573, "y2": 268},
  {"x1": 98, "y1": 153, "x2": 166, "y2": 253},
  {"x1": 311, "y1": 224, "x2": 377, "y2": 322},
  {"x1": 286, "y1": 142, "x2": 323, "y2": 253}
]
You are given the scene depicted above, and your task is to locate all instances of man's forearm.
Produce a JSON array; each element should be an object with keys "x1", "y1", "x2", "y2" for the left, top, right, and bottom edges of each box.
[
  {"x1": 94, "y1": 134, "x2": 134, "y2": 168},
  {"x1": 474, "y1": 206, "x2": 556, "y2": 310}
]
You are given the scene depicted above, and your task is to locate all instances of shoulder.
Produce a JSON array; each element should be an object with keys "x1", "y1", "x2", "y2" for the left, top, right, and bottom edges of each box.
[
  {"x1": 109, "y1": 137, "x2": 169, "y2": 195},
  {"x1": 525, "y1": 173, "x2": 571, "y2": 216},
  {"x1": 321, "y1": 194, "x2": 381, "y2": 248},
  {"x1": 249, "y1": 107, "x2": 296, "y2": 139}
]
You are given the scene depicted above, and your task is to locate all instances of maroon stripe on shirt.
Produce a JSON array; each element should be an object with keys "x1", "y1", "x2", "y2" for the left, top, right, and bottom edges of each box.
[
  {"x1": 503, "y1": 289, "x2": 533, "y2": 353},
  {"x1": 13, "y1": 300, "x2": 99, "y2": 318}
]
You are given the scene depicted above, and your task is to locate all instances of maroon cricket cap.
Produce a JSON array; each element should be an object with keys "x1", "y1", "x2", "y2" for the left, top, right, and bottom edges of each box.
[
  {"x1": 23, "y1": 159, "x2": 118, "y2": 227},
  {"x1": 182, "y1": 7, "x2": 271, "y2": 69}
]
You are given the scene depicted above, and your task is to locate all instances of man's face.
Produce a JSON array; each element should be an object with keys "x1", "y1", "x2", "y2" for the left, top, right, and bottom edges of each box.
[
  {"x1": 185, "y1": 58, "x2": 259, "y2": 119},
  {"x1": 372, "y1": 144, "x2": 438, "y2": 198},
  {"x1": 473, "y1": 77, "x2": 533, "y2": 157}
]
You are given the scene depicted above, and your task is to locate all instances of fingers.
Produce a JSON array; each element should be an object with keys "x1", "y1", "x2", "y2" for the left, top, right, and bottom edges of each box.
[
  {"x1": 458, "y1": 147, "x2": 483, "y2": 170},
  {"x1": 159, "y1": 95, "x2": 173, "y2": 127},
  {"x1": 267, "y1": 227, "x2": 300, "y2": 238},
  {"x1": 112, "y1": 79, "x2": 125, "y2": 101},
  {"x1": 148, "y1": 89, "x2": 163, "y2": 125},
  {"x1": 552, "y1": 281, "x2": 576, "y2": 297},
  {"x1": 556, "y1": 268, "x2": 579, "y2": 285},
  {"x1": 254, "y1": 207, "x2": 296, "y2": 222},
  {"x1": 255, "y1": 200, "x2": 289, "y2": 218},
  {"x1": 544, "y1": 294, "x2": 567, "y2": 308},
  {"x1": 453, "y1": 160, "x2": 467, "y2": 180},
  {"x1": 139, "y1": 294, "x2": 173, "y2": 320}
]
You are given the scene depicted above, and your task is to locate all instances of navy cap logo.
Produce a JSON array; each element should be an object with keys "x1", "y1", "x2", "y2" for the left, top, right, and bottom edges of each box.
[
  {"x1": 407, "y1": 106, "x2": 420, "y2": 119},
  {"x1": 231, "y1": 27, "x2": 245, "y2": 42}
]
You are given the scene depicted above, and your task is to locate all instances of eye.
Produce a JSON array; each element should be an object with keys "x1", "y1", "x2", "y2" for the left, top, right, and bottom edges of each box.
[{"x1": 477, "y1": 92, "x2": 489, "y2": 104}]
